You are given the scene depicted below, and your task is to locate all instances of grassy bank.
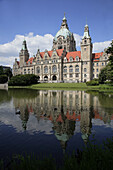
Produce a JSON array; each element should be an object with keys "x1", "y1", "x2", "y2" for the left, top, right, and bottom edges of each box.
[
  {"x1": 8, "y1": 83, "x2": 113, "y2": 92},
  {"x1": 1, "y1": 137, "x2": 113, "y2": 170}
]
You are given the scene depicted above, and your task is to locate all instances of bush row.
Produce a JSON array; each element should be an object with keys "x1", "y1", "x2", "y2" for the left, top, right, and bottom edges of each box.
[
  {"x1": 8, "y1": 74, "x2": 38, "y2": 86},
  {"x1": 86, "y1": 79, "x2": 99, "y2": 86}
]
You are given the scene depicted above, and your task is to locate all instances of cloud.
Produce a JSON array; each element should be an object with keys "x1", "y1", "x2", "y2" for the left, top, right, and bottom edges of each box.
[
  {"x1": 74, "y1": 33, "x2": 82, "y2": 47},
  {"x1": 93, "y1": 41, "x2": 111, "y2": 53},
  {"x1": 0, "y1": 32, "x2": 112, "y2": 67}
]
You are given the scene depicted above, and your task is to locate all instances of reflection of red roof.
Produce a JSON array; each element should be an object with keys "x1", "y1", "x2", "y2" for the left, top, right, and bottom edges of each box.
[
  {"x1": 26, "y1": 57, "x2": 34, "y2": 64},
  {"x1": 94, "y1": 110, "x2": 102, "y2": 120},
  {"x1": 66, "y1": 51, "x2": 81, "y2": 61},
  {"x1": 56, "y1": 114, "x2": 63, "y2": 122},
  {"x1": 92, "y1": 52, "x2": 103, "y2": 61}
]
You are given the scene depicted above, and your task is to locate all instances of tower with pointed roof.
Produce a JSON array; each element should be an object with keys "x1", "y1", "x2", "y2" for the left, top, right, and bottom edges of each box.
[
  {"x1": 19, "y1": 40, "x2": 29, "y2": 67},
  {"x1": 81, "y1": 24, "x2": 93, "y2": 82},
  {"x1": 52, "y1": 14, "x2": 76, "y2": 52}
]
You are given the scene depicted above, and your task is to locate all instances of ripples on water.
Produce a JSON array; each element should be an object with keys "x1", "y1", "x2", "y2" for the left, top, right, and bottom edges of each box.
[{"x1": 0, "y1": 89, "x2": 113, "y2": 160}]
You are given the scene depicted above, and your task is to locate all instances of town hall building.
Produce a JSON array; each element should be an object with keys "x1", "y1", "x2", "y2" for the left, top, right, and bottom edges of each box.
[{"x1": 13, "y1": 15, "x2": 109, "y2": 82}]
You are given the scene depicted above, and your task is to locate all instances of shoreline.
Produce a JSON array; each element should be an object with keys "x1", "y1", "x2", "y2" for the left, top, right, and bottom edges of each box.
[{"x1": 8, "y1": 83, "x2": 113, "y2": 92}]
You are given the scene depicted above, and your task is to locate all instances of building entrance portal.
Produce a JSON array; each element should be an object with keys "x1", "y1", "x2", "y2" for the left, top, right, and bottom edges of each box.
[
  {"x1": 52, "y1": 75, "x2": 57, "y2": 81},
  {"x1": 44, "y1": 76, "x2": 48, "y2": 81}
]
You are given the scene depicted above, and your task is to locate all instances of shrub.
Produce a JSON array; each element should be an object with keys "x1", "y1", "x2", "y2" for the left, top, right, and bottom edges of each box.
[
  {"x1": 86, "y1": 79, "x2": 99, "y2": 86},
  {"x1": 8, "y1": 74, "x2": 38, "y2": 86},
  {"x1": 0, "y1": 74, "x2": 8, "y2": 84}
]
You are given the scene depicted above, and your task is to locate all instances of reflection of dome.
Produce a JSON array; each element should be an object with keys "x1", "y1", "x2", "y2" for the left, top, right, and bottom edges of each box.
[
  {"x1": 81, "y1": 133, "x2": 89, "y2": 144},
  {"x1": 55, "y1": 132, "x2": 70, "y2": 142},
  {"x1": 54, "y1": 28, "x2": 72, "y2": 41}
]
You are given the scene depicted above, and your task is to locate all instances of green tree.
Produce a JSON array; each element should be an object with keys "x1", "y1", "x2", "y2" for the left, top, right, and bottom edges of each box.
[
  {"x1": 4, "y1": 68, "x2": 12, "y2": 79},
  {"x1": 0, "y1": 66, "x2": 3, "y2": 75},
  {"x1": 99, "y1": 40, "x2": 113, "y2": 83}
]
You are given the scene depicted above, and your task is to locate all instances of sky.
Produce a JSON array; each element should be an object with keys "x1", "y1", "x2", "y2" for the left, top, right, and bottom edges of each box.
[{"x1": 0, "y1": 0, "x2": 113, "y2": 67}]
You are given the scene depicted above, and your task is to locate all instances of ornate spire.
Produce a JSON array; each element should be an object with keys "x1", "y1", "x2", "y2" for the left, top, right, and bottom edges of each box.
[
  {"x1": 61, "y1": 13, "x2": 69, "y2": 29},
  {"x1": 22, "y1": 39, "x2": 27, "y2": 50},
  {"x1": 63, "y1": 12, "x2": 66, "y2": 20},
  {"x1": 82, "y1": 23, "x2": 91, "y2": 39}
]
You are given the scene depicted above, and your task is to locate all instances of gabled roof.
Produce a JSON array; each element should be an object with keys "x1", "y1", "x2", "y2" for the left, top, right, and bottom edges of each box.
[
  {"x1": 26, "y1": 57, "x2": 34, "y2": 64},
  {"x1": 38, "y1": 49, "x2": 64, "y2": 58},
  {"x1": 66, "y1": 51, "x2": 81, "y2": 61},
  {"x1": 92, "y1": 52, "x2": 103, "y2": 61}
]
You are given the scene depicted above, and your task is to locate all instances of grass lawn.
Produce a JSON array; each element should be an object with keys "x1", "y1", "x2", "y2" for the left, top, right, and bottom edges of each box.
[{"x1": 8, "y1": 83, "x2": 113, "y2": 92}]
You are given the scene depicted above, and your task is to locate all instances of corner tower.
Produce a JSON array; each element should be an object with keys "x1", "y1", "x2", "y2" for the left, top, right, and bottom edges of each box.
[
  {"x1": 52, "y1": 14, "x2": 76, "y2": 52},
  {"x1": 81, "y1": 24, "x2": 93, "y2": 82},
  {"x1": 19, "y1": 40, "x2": 29, "y2": 67}
]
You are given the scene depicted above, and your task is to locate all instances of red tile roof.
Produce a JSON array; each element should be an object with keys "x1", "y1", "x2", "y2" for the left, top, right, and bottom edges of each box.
[
  {"x1": 26, "y1": 57, "x2": 34, "y2": 64},
  {"x1": 92, "y1": 52, "x2": 103, "y2": 61},
  {"x1": 66, "y1": 51, "x2": 81, "y2": 61},
  {"x1": 17, "y1": 61, "x2": 19, "y2": 65}
]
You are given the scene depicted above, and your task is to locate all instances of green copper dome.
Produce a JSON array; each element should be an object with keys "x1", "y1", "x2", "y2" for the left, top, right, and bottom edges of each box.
[{"x1": 54, "y1": 28, "x2": 72, "y2": 41}]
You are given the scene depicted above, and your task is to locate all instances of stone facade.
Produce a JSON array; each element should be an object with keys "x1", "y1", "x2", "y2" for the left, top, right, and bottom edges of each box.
[{"x1": 13, "y1": 15, "x2": 109, "y2": 82}]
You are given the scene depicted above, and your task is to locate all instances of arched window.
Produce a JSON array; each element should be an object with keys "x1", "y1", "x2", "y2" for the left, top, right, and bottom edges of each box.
[
  {"x1": 52, "y1": 65, "x2": 57, "y2": 73},
  {"x1": 63, "y1": 66, "x2": 67, "y2": 73},
  {"x1": 44, "y1": 66, "x2": 48, "y2": 73},
  {"x1": 37, "y1": 67, "x2": 40, "y2": 74},
  {"x1": 69, "y1": 65, "x2": 73, "y2": 72},
  {"x1": 84, "y1": 68, "x2": 87, "y2": 72},
  {"x1": 69, "y1": 57, "x2": 73, "y2": 62},
  {"x1": 75, "y1": 65, "x2": 79, "y2": 72}
]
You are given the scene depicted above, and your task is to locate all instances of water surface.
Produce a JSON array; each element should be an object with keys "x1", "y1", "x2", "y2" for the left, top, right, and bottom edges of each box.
[{"x1": 0, "y1": 89, "x2": 113, "y2": 161}]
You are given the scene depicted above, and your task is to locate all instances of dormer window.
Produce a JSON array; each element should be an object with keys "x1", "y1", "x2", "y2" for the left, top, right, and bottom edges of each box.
[
  {"x1": 64, "y1": 57, "x2": 67, "y2": 62},
  {"x1": 69, "y1": 57, "x2": 73, "y2": 62},
  {"x1": 76, "y1": 56, "x2": 79, "y2": 61},
  {"x1": 45, "y1": 56, "x2": 47, "y2": 60}
]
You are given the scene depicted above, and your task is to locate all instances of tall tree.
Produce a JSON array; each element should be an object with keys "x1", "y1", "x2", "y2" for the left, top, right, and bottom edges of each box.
[{"x1": 99, "y1": 40, "x2": 113, "y2": 83}]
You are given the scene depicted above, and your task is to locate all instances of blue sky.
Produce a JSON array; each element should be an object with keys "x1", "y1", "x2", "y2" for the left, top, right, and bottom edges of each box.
[{"x1": 0, "y1": 0, "x2": 113, "y2": 67}]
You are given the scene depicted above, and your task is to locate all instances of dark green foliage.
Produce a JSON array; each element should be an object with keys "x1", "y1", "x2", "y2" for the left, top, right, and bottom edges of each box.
[
  {"x1": 8, "y1": 74, "x2": 38, "y2": 86},
  {"x1": 0, "y1": 66, "x2": 3, "y2": 75},
  {"x1": 3, "y1": 68, "x2": 12, "y2": 79},
  {"x1": 86, "y1": 79, "x2": 99, "y2": 86},
  {"x1": 99, "y1": 67, "x2": 107, "y2": 84},
  {"x1": 99, "y1": 40, "x2": 113, "y2": 84},
  {"x1": 0, "y1": 74, "x2": 8, "y2": 84}
]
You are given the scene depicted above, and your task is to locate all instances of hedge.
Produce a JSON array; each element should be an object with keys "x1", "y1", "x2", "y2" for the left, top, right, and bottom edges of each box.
[{"x1": 8, "y1": 74, "x2": 38, "y2": 86}]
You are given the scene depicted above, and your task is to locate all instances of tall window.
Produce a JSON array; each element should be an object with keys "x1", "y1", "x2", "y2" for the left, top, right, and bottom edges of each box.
[
  {"x1": 84, "y1": 68, "x2": 87, "y2": 72},
  {"x1": 63, "y1": 66, "x2": 67, "y2": 73},
  {"x1": 69, "y1": 65, "x2": 73, "y2": 72},
  {"x1": 44, "y1": 66, "x2": 48, "y2": 73},
  {"x1": 37, "y1": 67, "x2": 40, "y2": 73},
  {"x1": 75, "y1": 65, "x2": 79, "y2": 72},
  {"x1": 37, "y1": 57, "x2": 40, "y2": 61},
  {"x1": 52, "y1": 65, "x2": 57, "y2": 73}
]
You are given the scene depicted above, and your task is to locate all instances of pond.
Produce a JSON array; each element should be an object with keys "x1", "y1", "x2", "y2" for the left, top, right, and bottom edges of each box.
[{"x1": 0, "y1": 89, "x2": 113, "y2": 162}]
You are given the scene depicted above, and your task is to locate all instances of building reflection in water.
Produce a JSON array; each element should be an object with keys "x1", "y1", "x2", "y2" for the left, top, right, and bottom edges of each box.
[{"x1": 13, "y1": 90, "x2": 113, "y2": 151}]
